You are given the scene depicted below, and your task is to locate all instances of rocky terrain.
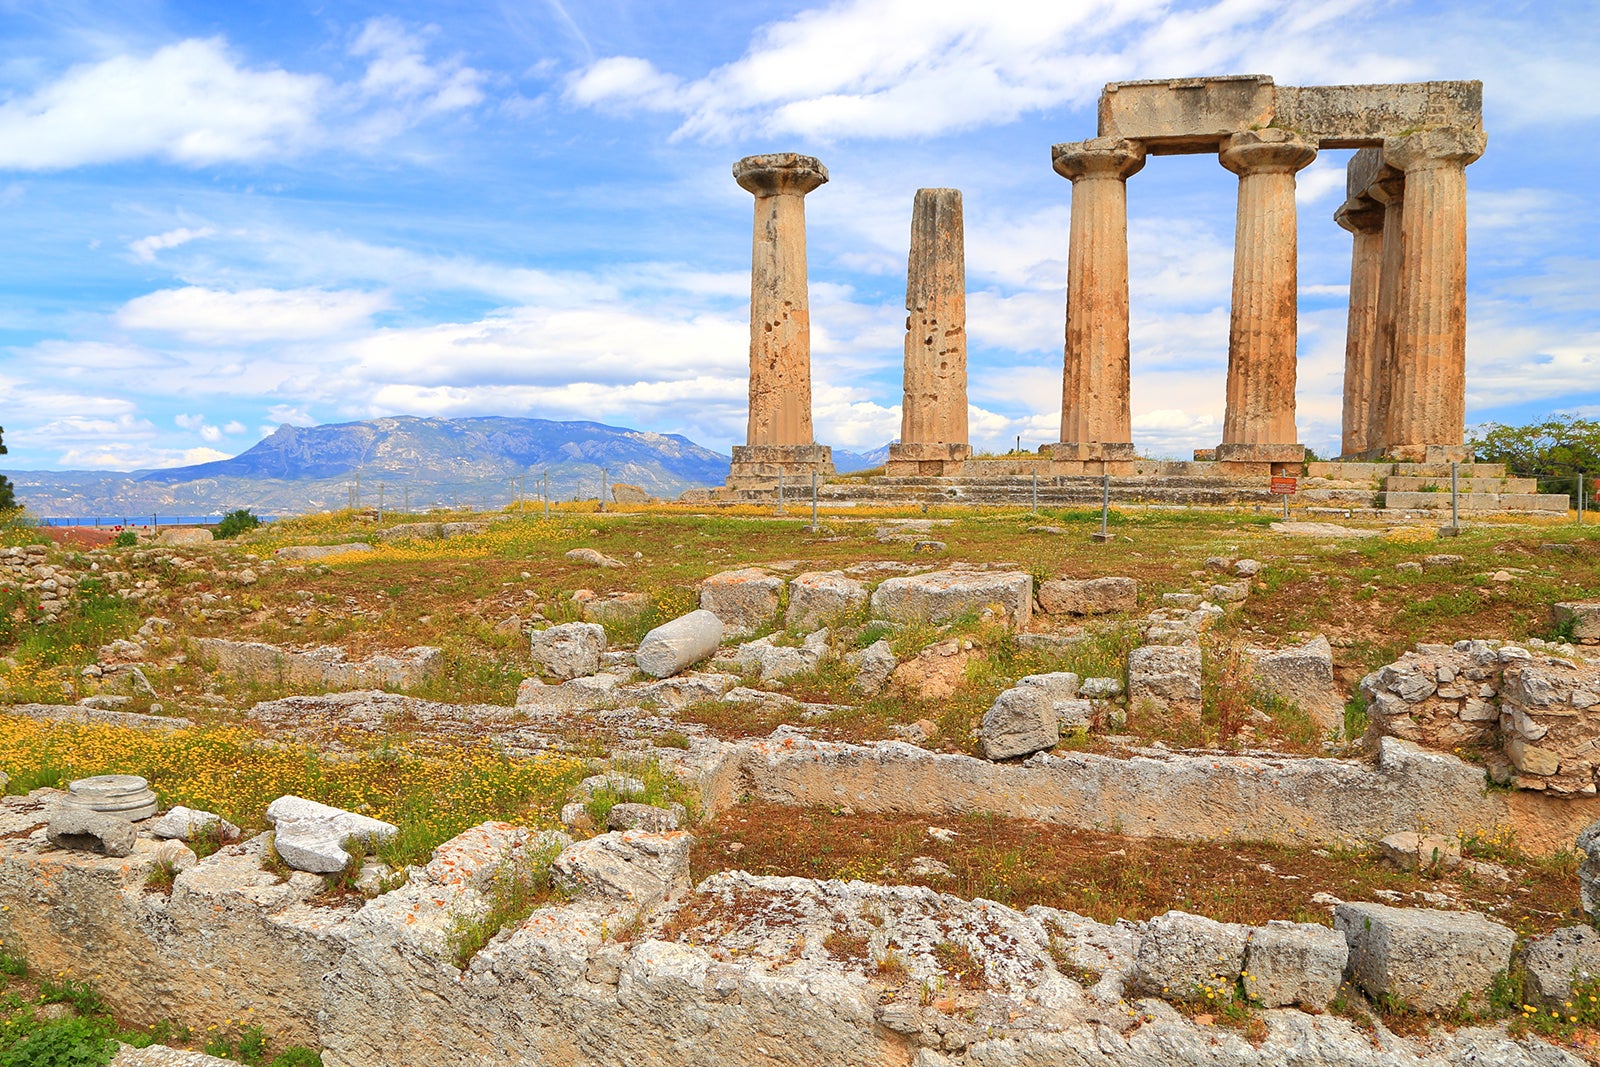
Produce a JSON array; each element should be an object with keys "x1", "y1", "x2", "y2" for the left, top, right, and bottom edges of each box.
[{"x1": 1, "y1": 502, "x2": 1598, "y2": 1065}]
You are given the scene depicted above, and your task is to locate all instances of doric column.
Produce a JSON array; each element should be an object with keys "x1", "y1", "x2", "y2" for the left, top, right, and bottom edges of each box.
[
  {"x1": 1050, "y1": 138, "x2": 1145, "y2": 470},
  {"x1": 887, "y1": 188, "x2": 971, "y2": 477},
  {"x1": 1364, "y1": 166, "x2": 1408, "y2": 458},
  {"x1": 725, "y1": 153, "x2": 835, "y2": 490},
  {"x1": 1335, "y1": 196, "x2": 1385, "y2": 457},
  {"x1": 1381, "y1": 127, "x2": 1486, "y2": 462},
  {"x1": 1216, "y1": 129, "x2": 1316, "y2": 464}
]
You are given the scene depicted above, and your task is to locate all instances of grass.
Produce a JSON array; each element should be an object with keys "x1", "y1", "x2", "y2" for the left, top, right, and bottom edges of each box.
[
  {"x1": 692, "y1": 804, "x2": 1579, "y2": 935},
  {"x1": 449, "y1": 835, "x2": 567, "y2": 967}
]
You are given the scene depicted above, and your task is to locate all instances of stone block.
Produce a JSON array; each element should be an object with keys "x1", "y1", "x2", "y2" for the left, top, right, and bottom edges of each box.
[
  {"x1": 552, "y1": 830, "x2": 691, "y2": 910},
  {"x1": 636, "y1": 609, "x2": 724, "y2": 679},
  {"x1": 980, "y1": 686, "x2": 1059, "y2": 761},
  {"x1": 845, "y1": 639, "x2": 897, "y2": 695},
  {"x1": 150, "y1": 806, "x2": 240, "y2": 843},
  {"x1": 1246, "y1": 635, "x2": 1342, "y2": 728},
  {"x1": 733, "y1": 635, "x2": 824, "y2": 682},
  {"x1": 583, "y1": 592, "x2": 651, "y2": 628},
  {"x1": 870, "y1": 569, "x2": 1032, "y2": 629},
  {"x1": 1207, "y1": 582, "x2": 1250, "y2": 603},
  {"x1": 273, "y1": 543, "x2": 374, "y2": 562},
  {"x1": 156, "y1": 528, "x2": 213, "y2": 546},
  {"x1": 1523, "y1": 926, "x2": 1600, "y2": 1009},
  {"x1": 565, "y1": 547, "x2": 625, "y2": 569},
  {"x1": 1554, "y1": 602, "x2": 1600, "y2": 643},
  {"x1": 604, "y1": 803, "x2": 683, "y2": 834},
  {"x1": 1128, "y1": 645, "x2": 1202, "y2": 718},
  {"x1": 47, "y1": 805, "x2": 137, "y2": 857},
  {"x1": 529, "y1": 622, "x2": 607, "y2": 681},
  {"x1": 699, "y1": 568, "x2": 784, "y2": 636},
  {"x1": 1037, "y1": 577, "x2": 1137, "y2": 616},
  {"x1": 1242, "y1": 920, "x2": 1348, "y2": 1010},
  {"x1": 1335, "y1": 902, "x2": 1515, "y2": 1012},
  {"x1": 1130, "y1": 910, "x2": 1249, "y2": 999},
  {"x1": 785, "y1": 571, "x2": 868, "y2": 631},
  {"x1": 1378, "y1": 832, "x2": 1461, "y2": 871},
  {"x1": 266, "y1": 795, "x2": 399, "y2": 874}
]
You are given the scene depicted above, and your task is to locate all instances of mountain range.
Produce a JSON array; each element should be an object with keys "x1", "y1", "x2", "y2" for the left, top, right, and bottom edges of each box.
[{"x1": 9, "y1": 416, "x2": 890, "y2": 517}]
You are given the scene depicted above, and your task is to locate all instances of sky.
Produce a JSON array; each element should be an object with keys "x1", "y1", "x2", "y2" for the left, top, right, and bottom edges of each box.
[{"x1": 0, "y1": 0, "x2": 1597, "y2": 472}]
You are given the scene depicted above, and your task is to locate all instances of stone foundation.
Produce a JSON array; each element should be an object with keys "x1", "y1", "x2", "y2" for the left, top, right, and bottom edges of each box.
[
  {"x1": 724, "y1": 444, "x2": 835, "y2": 490},
  {"x1": 884, "y1": 441, "x2": 970, "y2": 476}
]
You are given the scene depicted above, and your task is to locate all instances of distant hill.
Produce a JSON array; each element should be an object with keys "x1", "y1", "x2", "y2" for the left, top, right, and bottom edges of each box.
[
  {"x1": 833, "y1": 443, "x2": 893, "y2": 472},
  {"x1": 11, "y1": 416, "x2": 735, "y2": 516}
]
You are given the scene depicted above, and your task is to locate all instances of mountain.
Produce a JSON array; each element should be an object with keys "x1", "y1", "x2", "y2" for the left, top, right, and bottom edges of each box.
[
  {"x1": 11, "y1": 416, "x2": 734, "y2": 516},
  {"x1": 833, "y1": 443, "x2": 893, "y2": 473}
]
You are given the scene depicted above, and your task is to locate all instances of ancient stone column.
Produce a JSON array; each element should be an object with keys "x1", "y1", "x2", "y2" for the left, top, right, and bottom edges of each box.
[
  {"x1": 1364, "y1": 164, "x2": 1408, "y2": 458},
  {"x1": 1216, "y1": 129, "x2": 1316, "y2": 465},
  {"x1": 1049, "y1": 137, "x2": 1146, "y2": 473},
  {"x1": 886, "y1": 188, "x2": 971, "y2": 477},
  {"x1": 1335, "y1": 195, "x2": 1385, "y2": 457},
  {"x1": 725, "y1": 153, "x2": 835, "y2": 490},
  {"x1": 1381, "y1": 127, "x2": 1486, "y2": 463}
]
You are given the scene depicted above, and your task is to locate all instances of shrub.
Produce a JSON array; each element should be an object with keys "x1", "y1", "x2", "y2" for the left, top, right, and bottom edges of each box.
[
  {"x1": 213, "y1": 509, "x2": 262, "y2": 540},
  {"x1": 112, "y1": 531, "x2": 137, "y2": 548}
]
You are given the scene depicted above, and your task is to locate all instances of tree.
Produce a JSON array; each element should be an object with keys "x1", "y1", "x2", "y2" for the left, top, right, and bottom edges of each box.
[
  {"x1": 212, "y1": 508, "x2": 261, "y2": 539},
  {"x1": 1469, "y1": 415, "x2": 1600, "y2": 507},
  {"x1": 0, "y1": 426, "x2": 14, "y2": 511}
]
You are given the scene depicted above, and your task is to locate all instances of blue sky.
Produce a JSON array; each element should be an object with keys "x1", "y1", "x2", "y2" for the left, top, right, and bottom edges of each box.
[{"x1": 0, "y1": 0, "x2": 1596, "y2": 471}]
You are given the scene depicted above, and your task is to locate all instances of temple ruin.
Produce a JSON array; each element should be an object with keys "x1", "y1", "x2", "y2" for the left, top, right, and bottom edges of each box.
[{"x1": 715, "y1": 76, "x2": 1565, "y2": 514}]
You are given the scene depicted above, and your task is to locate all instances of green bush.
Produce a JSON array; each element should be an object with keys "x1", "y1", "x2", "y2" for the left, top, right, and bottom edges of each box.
[
  {"x1": 213, "y1": 509, "x2": 261, "y2": 540},
  {"x1": 112, "y1": 532, "x2": 136, "y2": 548}
]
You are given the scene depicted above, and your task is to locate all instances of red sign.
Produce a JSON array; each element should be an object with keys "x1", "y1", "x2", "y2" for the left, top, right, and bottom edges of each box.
[{"x1": 1270, "y1": 476, "x2": 1297, "y2": 496}]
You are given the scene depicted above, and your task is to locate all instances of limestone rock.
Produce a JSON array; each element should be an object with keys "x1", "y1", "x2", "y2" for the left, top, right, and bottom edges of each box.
[
  {"x1": 845, "y1": 639, "x2": 897, "y2": 695},
  {"x1": 1378, "y1": 831, "x2": 1462, "y2": 871},
  {"x1": 1128, "y1": 645, "x2": 1202, "y2": 718},
  {"x1": 154, "y1": 838, "x2": 199, "y2": 871},
  {"x1": 377, "y1": 522, "x2": 443, "y2": 541},
  {"x1": 733, "y1": 633, "x2": 825, "y2": 682},
  {"x1": 604, "y1": 803, "x2": 683, "y2": 834},
  {"x1": 529, "y1": 622, "x2": 607, "y2": 681},
  {"x1": 636, "y1": 610, "x2": 724, "y2": 679},
  {"x1": 156, "y1": 528, "x2": 213, "y2": 546},
  {"x1": 551, "y1": 830, "x2": 691, "y2": 910},
  {"x1": 785, "y1": 571, "x2": 867, "y2": 631},
  {"x1": 1234, "y1": 559, "x2": 1261, "y2": 577},
  {"x1": 870, "y1": 569, "x2": 1032, "y2": 629},
  {"x1": 1553, "y1": 602, "x2": 1600, "y2": 643},
  {"x1": 1130, "y1": 910, "x2": 1249, "y2": 999},
  {"x1": 980, "y1": 686, "x2": 1060, "y2": 761},
  {"x1": 1242, "y1": 920, "x2": 1348, "y2": 1010},
  {"x1": 273, "y1": 543, "x2": 374, "y2": 561},
  {"x1": 1336, "y1": 901, "x2": 1515, "y2": 1012},
  {"x1": 1246, "y1": 635, "x2": 1342, "y2": 728},
  {"x1": 47, "y1": 804, "x2": 137, "y2": 857},
  {"x1": 1037, "y1": 577, "x2": 1137, "y2": 616},
  {"x1": 1207, "y1": 581, "x2": 1250, "y2": 603},
  {"x1": 266, "y1": 795, "x2": 398, "y2": 874},
  {"x1": 889, "y1": 639, "x2": 977, "y2": 700},
  {"x1": 1523, "y1": 926, "x2": 1600, "y2": 1009},
  {"x1": 150, "y1": 806, "x2": 240, "y2": 843},
  {"x1": 565, "y1": 547, "x2": 625, "y2": 569},
  {"x1": 699, "y1": 568, "x2": 783, "y2": 636},
  {"x1": 582, "y1": 591, "x2": 650, "y2": 627}
]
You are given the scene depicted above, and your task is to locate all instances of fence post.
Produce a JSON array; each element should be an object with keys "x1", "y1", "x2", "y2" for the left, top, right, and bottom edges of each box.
[
  {"x1": 810, "y1": 472, "x2": 818, "y2": 531},
  {"x1": 543, "y1": 471, "x2": 550, "y2": 521},
  {"x1": 377, "y1": 482, "x2": 385, "y2": 527},
  {"x1": 1031, "y1": 471, "x2": 1038, "y2": 513},
  {"x1": 1092, "y1": 474, "x2": 1112, "y2": 543},
  {"x1": 1580, "y1": 472, "x2": 1586, "y2": 525},
  {"x1": 599, "y1": 467, "x2": 607, "y2": 513},
  {"x1": 777, "y1": 470, "x2": 785, "y2": 515}
]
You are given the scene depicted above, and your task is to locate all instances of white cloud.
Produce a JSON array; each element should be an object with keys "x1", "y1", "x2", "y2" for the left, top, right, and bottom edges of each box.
[
  {"x1": 565, "y1": 0, "x2": 1425, "y2": 142},
  {"x1": 128, "y1": 225, "x2": 218, "y2": 263},
  {"x1": 117, "y1": 286, "x2": 390, "y2": 342},
  {"x1": 55, "y1": 443, "x2": 232, "y2": 470},
  {"x1": 0, "y1": 39, "x2": 326, "y2": 169}
]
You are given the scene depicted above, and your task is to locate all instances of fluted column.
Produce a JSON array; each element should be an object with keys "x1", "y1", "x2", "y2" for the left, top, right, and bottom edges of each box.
[
  {"x1": 725, "y1": 153, "x2": 835, "y2": 490},
  {"x1": 1382, "y1": 128, "x2": 1486, "y2": 462},
  {"x1": 1051, "y1": 138, "x2": 1145, "y2": 467},
  {"x1": 1364, "y1": 166, "x2": 1407, "y2": 458},
  {"x1": 887, "y1": 188, "x2": 971, "y2": 477},
  {"x1": 1216, "y1": 129, "x2": 1316, "y2": 463},
  {"x1": 1335, "y1": 196, "x2": 1385, "y2": 457}
]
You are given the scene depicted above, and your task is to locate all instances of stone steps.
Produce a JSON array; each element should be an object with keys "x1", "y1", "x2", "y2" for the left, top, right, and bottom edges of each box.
[
  {"x1": 1385, "y1": 475, "x2": 1539, "y2": 493},
  {"x1": 1380, "y1": 491, "x2": 1569, "y2": 512}
]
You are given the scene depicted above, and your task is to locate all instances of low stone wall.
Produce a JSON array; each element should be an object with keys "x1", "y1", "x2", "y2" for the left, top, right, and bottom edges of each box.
[
  {"x1": 703, "y1": 732, "x2": 1516, "y2": 848},
  {"x1": 0, "y1": 791, "x2": 1578, "y2": 1067},
  {"x1": 191, "y1": 638, "x2": 443, "y2": 691}
]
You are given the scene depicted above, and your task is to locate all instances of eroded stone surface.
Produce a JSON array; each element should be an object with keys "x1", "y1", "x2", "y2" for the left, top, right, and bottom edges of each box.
[
  {"x1": 1336, "y1": 901, "x2": 1515, "y2": 1012},
  {"x1": 529, "y1": 622, "x2": 607, "y2": 681},
  {"x1": 700, "y1": 568, "x2": 784, "y2": 636},
  {"x1": 871, "y1": 569, "x2": 1032, "y2": 629}
]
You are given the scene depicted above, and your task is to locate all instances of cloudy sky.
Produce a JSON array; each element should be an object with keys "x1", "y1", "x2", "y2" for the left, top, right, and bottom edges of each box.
[{"x1": 0, "y1": 0, "x2": 1596, "y2": 471}]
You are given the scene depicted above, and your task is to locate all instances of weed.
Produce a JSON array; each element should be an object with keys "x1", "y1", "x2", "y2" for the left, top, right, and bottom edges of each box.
[
  {"x1": 1343, "y1": 694, "x2": 1370, "y2": 743},
  {"x1": 822, "y1": 929, "x2": 870, "y2": 962},
  {"x1": 0, "y1": 951, "x2": 24, "y2": 979},
  {"x1": 39, "y1": 977, "x2": 107, "y2": 1017},
  {"x1": 144, "y1": 859, "x2": 179, "y2": 894},
  {"x1": 448, "y1": 836, "x2": 567, "y2": 967},
  {"x1": 874, "y1": 947, "x2": 907, "y2": 980},
  {"x1": 931, "y1": 941, "x2": 984, "y2": 991}
]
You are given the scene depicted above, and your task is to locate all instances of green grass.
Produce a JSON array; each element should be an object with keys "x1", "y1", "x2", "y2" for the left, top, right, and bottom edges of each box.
[{"x1": 449, "y1": 836, "x2": 568, "y2": 967}]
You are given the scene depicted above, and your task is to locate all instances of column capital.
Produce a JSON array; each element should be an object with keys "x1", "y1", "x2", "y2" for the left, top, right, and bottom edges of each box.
[
  {"x1": 734, "y1": 153, "x2": 829, "y2": 197},
  {"x1": 1052, "y1": 137, "x2": 1146, "y2": 182},
  {"x1": 1365, "y1": 165, "x2": 1407, "y2": 206},
  {"x1": 1382, "y1": 127, "x2": 1486, "y2": 173},
  {"x1": 1219, "y1": 129, "x2": 1316, "y2": 177},
  {"x1": 1334, "y1": 196, "x2": 1385, "y2": 235}
]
